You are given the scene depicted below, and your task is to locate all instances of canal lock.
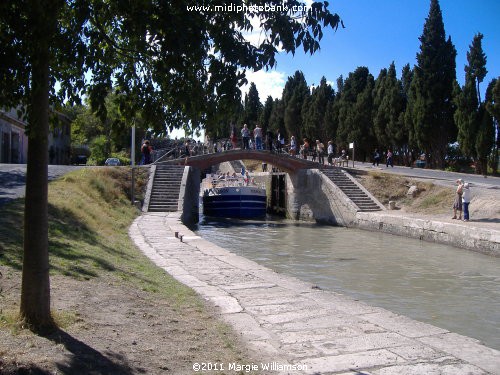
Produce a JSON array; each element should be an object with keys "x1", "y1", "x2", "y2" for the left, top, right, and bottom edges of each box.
[{"x1": 268, "y1": 173, "x2": 287, "y2": 216}]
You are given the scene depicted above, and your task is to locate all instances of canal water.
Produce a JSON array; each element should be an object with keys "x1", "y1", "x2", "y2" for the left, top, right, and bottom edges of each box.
[{"x1": 194, "y1": 217, "x2": 500, "y2": 350}]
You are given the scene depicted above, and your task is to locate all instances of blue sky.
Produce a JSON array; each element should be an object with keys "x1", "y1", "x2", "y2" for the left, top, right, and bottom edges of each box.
[
  {"x1": 173, "y1": 0, "x2": 499, "y2": 140},
  {"x1": 244, "y1": 0, "x2": 500, "y2": 101}
]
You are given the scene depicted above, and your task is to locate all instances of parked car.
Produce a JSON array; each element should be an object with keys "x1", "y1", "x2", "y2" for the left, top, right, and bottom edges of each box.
[
  {"x1": 104, "y1": 157, "x2": 121, "y2": 166},
  {"x1": 72, "y1": 155, "x2": 87, "y2": 165}
]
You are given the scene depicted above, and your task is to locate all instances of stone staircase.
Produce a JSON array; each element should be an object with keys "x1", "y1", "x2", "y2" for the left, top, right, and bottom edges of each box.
[
  {"x1": 321, "y1": 168, "x2": 382, "y2": 212},
  {"x1": 147, "y1": 164, "x2": 185, "y2": 212}
]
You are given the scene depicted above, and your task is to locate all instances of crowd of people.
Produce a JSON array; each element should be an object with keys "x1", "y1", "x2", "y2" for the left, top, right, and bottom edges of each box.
[
  {"x1": 141, "y1": 125, "x2": 414, "y2": 171},
  {"x1": 219, "y1": 123, "x2": 356, "y2": 167}
]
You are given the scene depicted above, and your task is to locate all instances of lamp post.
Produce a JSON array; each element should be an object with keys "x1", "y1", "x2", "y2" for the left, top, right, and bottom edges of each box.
[{"x1": 131, "y1": 123, "x2": 136, "y2": 205}]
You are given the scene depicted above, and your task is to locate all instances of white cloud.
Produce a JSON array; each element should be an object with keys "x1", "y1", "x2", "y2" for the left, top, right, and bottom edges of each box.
[{"x1": 242, "y1": 69, "x2": 286, "y2": 102}]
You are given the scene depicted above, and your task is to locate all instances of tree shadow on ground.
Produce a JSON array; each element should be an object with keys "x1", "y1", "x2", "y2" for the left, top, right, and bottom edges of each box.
[
  {"x1": 45, "y1": 329, "x2": 137, "y2": 375},
  {"x1": 0, "y1": 361, "x2": 53, "y2": 375}
]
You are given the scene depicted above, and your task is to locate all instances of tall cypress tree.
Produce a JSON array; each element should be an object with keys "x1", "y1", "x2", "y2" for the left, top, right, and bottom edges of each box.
[
  {"x1": 372, "y1": 67, "x2": 389, "y2": 146},
  {"x1": 466, "y1": 33, "x2": 488, "y2": 103},
  {"x1": 260, "y1": 95, "x2": 274, "y2": 131},
  {"x1": 485, "y1": 78, "x2": 499, "y2": 174},
  {"x1": 303, "y1": 77, "x2": 335, "y2": 141},
  {"x1": 409, "y1": 0, "x2": 457, "y2": 168},
  {"x1": 455, "y1": 33, "x2": 490, "y2": 173},
  {"x1": 283, "y1": 71, "x2": 310, "y2": 139},
  {"x1": 336, "y1": 67, "x2": 375, "y2": 159},
  {"x1": 243, "y1": 82, "x2": 262, "y2": 127},
  {"x1": 373, "y1": 63, "x2": 406, "y2": 152}
]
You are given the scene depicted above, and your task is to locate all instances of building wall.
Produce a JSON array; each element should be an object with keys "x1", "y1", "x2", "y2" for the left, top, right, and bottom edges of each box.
[
  {"x1": 0, "y1": 108, "x2": 71, "y2": 165},
  {"x1": 0, "y1": 109, "x2": 28, "y2": 164}
]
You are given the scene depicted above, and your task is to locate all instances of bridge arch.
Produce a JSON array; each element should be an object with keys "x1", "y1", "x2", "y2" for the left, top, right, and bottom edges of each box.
[{"x1": 159, "y1": 149, "x2": 317, "y2": 173}]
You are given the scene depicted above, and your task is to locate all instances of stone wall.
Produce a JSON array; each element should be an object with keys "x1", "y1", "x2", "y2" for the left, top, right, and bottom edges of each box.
[
  {"x1": 178, "y1": 166, "x2": 200, "y2": 225},
  {"x1": 285, "y1": 169, "x2": 359, "y2": 226},
  {"x1": 356, "y1": 212, "x2": 500, "y2": 257}
]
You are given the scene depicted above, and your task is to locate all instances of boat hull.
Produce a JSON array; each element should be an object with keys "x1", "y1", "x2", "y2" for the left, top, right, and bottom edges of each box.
[{"x1": 203, "y1": 186, "x2": 266, "y2": 218}]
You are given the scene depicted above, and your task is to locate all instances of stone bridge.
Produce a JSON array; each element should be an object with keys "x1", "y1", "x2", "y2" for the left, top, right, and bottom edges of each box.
[
  {"x1": 147, "y1": 149, "x2": 384, "y2": 226},
  {"x1": 159, "y1": 149, "x2": 318, "y2": 173}
]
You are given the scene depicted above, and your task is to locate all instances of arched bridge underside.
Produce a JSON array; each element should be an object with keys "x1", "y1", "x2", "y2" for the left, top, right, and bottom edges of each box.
[{"x1": 159, "y1": 149, "x2": 320, "y2": 173}]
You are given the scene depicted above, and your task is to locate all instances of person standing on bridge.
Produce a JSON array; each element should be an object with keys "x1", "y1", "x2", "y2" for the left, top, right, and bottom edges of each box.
[
  {"x1": 327, "y1": 141, "x2": 335, "y2": 165},
  {"x1": 289, "y1": 136, "x2": 297, "y2": 156},
  {"x1": 253, "y1": 124, "x2": 263, "y2": 150},
  {"x1": 316, "y1": 140, "x2": 325, "y2": 165},
  {"x1": 241, "y1": 124, "x2": 250, "y2": 149}
]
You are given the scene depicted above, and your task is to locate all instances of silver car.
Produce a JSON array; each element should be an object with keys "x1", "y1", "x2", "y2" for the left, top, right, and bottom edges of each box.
[{"x1": 104, "y1": 157, "x2": 121, "y2": 166}]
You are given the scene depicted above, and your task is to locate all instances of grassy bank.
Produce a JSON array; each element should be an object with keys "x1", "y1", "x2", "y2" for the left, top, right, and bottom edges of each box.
[
  {"x1": 0, "y1": 167, "x2": 248, "y2": 374},
  {"x1": 356, "y1": 171, "x2": 453, "y2": 214}
]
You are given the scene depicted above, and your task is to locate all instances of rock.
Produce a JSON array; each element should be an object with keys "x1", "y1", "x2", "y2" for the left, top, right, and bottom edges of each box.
[
  {"x1": 407, "y1": 185, "x2": 419, "y2": 197},
  {"x1": 388, "y1": 201, "x2": 396, "y2": 210}
]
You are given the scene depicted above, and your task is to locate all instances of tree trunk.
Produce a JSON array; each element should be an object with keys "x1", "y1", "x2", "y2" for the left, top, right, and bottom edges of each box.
[{"x1": 20, "y1": 0, "x2": 55, "y2": 332}]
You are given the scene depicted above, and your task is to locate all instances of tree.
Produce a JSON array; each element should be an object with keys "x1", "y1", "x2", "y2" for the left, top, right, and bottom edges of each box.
[
  {"x1": 268, "y1": 98, "x2": 285, "y2": 135},
  {"x1": 0, "y1": 0, "x2": 342, "y2": 331},
  {"x1": 303, "y1": 77, "x2": 335, "y2": 141},
  {"x1": 455, "y1": 33, "x2": 490, "y2": 174},
  {"x1": 373, "y1": 63, "x2": 406, "y2": 151},
  {"x1": 283, "y1": 71, "x2": 310, "y2": 139},
  {"x1": 465, "y1": 33, "x2": 487, "y2": 103},
  {"x1": 260, "y1": 96, "x2": 274, "y2": 131},
  {"x1": 336, "y1": 67, "x2": 375, "y2": 160},
  {"x1": 408, "y1": 0, "x2": 457, "y2": 168},
  {"x1": 485, "y1": 78, "x2": 500, "y2": 174},
  {"x1": 475, "y1": 105, "x2": 495, "y2": 175},
  {"x1": 242, "y1": 83, "x2": 263, "y2": 127}
]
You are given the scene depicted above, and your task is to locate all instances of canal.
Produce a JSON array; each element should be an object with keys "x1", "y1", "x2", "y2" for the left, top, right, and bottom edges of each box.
[{"x1": 194, "y1": 217, "x2": 500, "y2": 350}]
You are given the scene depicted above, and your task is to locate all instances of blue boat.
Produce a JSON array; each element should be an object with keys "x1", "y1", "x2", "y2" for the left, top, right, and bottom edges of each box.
[{"x1": 202, "y1": 177, "x2": 267, "y2": 218}]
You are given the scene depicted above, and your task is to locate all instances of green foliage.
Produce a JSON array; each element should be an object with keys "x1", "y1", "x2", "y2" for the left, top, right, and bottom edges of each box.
[
  {"x1": 475, "y1": 105, "x2": 495, "y2": 175},
  {"x1": 283, "y1": 71, "x2": 310, "y2": 139},
  {"x1": 408, "y1": 0, "x2": 457, "y2": 168},
  {"x1": 336, "y1": 67, "x2": 376, "y2": 157},
  {"x1": 88, "y1": 135, "x2": 109, "y2": 165},
  {"x1": 485, "y1": 78, "x2": 500, "y2": 173},
  {"x1": 242, "y1": 83, "x2": 263, "y2": 127},
  {"x1": 260, "y1": 96, "x2": 274, "y2": 132},
  {"x1": 455, "y1": 80, "x2": 480, "y2": 158},
  {"x1": 465, "y1": 33, "x2": 488, "y2": 103},
  {"x1": 303, "y1": 77, "x2": 335, "y2": 142},
  {"x1": 373, "y1": 62, "x2": 406, "y2": 149},
  {"x1": 268, "y1": 98, "x2": 285, "y2": 134}
]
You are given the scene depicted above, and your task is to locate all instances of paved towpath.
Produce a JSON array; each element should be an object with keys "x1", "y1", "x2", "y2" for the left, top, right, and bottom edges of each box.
[{"x1": 130, "y1": 212, "x2": 500, "y2": 375}]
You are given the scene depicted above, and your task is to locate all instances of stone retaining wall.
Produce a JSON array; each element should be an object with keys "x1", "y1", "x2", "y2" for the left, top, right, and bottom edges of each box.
[{"x1": 356, "y1": 212, "x2": 500, "y2": 257}]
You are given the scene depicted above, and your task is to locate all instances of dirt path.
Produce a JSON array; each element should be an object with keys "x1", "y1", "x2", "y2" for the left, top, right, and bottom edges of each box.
[{"x1": 0, "y1": 267, "x2": 251, "y2": 374}]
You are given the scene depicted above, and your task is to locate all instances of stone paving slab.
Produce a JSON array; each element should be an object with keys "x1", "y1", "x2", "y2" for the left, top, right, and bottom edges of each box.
[{"x1": 129, "y1": 213, "x2": 500, "y2": 374}]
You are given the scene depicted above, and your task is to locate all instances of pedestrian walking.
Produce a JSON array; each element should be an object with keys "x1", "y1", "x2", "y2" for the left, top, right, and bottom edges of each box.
[
  {"x1": 373, "y1": 148, "x2": 380, "y2": 166},
  {"x1": 386, "y1": 149, "x2": 393, "y2": 168}
]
